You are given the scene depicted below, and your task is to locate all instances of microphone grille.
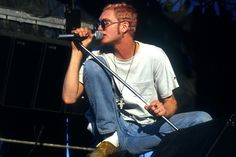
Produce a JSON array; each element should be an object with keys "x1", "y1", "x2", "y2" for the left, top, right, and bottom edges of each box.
[{"x1": 94, "y1": 31, "x2": 103, "y2": 40}]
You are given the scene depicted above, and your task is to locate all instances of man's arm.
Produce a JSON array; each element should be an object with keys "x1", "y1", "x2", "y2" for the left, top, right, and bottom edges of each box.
[
  {"x1": 62, "y1": 27, "x2": 93, "y2": 104},
  {"x1": 62, "y1": 43, "x2": 85, "y2": 104}
]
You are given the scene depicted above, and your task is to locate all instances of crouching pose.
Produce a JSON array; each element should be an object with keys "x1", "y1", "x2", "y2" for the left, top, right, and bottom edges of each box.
[{"x1": 62, "y1": 2, "x2": 212, "y2": 157}]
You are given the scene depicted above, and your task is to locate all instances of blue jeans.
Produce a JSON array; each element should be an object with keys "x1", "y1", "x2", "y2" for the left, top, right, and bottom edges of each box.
[{"x1": 83, "y1": 58, "x2": 212, "y2": 154}]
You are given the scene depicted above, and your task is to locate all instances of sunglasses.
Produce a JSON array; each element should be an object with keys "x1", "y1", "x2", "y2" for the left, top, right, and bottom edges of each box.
[{"x1": 94, "y1": 19, "x2": 121, "y2": 31}]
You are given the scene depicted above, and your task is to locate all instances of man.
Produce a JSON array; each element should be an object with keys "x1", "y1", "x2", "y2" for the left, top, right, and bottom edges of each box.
[{"x1": 62, "y1": 2, "x2": 212, "y2": 157}]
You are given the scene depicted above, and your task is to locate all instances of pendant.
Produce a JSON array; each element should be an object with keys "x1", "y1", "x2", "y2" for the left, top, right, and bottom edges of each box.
[{"x1": 117, "y1": 97, "x2": 125, "y2": 109}]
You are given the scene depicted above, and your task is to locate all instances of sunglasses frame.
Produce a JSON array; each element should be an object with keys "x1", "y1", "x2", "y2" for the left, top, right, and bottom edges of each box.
[{"x1": 94, "y1": 19, "x2": 121, "y2": 31}]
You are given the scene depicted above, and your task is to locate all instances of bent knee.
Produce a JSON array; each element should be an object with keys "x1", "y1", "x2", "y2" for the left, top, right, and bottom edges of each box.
[
  {"x1": 84, "y1": 58, "x2": 107, "y2": 76},
  {"x1": 194, "y1": 111, "x2": 212, "y2": 124}
]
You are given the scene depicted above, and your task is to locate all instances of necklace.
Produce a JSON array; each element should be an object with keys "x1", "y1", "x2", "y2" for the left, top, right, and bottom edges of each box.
[{"x1": 113, "y1": 42, "x2": 136, "y2": 109}]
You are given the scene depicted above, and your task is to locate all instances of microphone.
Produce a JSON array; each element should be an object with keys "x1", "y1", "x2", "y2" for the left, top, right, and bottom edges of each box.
[{"x1": 58, "y1": 31, "x2": 103, "y2": 41}]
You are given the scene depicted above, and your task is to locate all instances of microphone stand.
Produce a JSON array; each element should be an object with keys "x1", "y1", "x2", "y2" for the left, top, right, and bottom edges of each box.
[{"x1": 73, "y1": 39, "x2": 179, "y2": 131}]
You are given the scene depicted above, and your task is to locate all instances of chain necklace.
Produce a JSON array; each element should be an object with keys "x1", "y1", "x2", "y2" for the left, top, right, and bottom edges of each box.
[
  {"x1": 113, "y1": 42, "x2": 137, "y2": 109},
  {"x1": 113, "y1": 42, "x2": 136, "y2": 94}
]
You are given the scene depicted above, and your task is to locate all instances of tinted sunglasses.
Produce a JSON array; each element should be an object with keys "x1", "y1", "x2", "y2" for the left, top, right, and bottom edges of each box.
[{"x1": 94, "y1": 19, "x2": 121, "y2": 30}]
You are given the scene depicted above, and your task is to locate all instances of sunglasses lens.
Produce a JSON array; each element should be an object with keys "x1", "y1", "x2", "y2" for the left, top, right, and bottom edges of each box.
[
  {"x1": 100, "y1": 20, "x2": 107, "y2": 30},
  {"x1": 94, "y1": 19, "x2": 110, "y2": 30}
]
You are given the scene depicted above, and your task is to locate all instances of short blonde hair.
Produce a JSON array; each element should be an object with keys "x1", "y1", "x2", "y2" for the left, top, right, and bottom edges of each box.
[{"x1": 103, "y1": 2, "x2": 138, "y2": 36}]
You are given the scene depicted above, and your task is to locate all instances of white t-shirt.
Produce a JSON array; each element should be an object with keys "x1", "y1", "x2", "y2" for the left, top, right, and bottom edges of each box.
[{"x1": 79, "y1": 41, "x2": 179, "y2": 124}]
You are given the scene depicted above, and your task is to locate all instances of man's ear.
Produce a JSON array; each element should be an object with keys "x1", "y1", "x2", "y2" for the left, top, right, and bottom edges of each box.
[{"x1": 120, "y1": 21, "x2": 129, "y2": 33}]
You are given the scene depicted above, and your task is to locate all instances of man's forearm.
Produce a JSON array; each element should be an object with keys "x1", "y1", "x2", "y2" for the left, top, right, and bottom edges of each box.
[
  {"x1": 62, "y1": 49, "x2": 83, "y2": 104},
  {"x1": 163, "y1": 96, "x2": 178, "y2": 117}
]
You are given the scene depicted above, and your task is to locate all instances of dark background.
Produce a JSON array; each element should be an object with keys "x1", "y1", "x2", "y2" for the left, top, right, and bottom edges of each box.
[{"x1": 0, "y1": 0, "x2": 235, "y2": 157}]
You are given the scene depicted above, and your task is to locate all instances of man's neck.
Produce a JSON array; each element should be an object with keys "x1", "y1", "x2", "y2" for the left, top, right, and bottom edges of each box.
[{"x1": 114, "y1": 38, "x2": 136, "y2": 60}]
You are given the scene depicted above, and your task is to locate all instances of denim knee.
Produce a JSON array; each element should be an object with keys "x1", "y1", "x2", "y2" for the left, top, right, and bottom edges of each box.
[
  {"x1": 84, "y1": 58, "x2": 110, "y2": 79},
  {"x1": 84, "y1": 60, "x2": 101, "y2": 76},
  {"x1": 194, "y1": 111, "x2": 212, "y2": 124}
]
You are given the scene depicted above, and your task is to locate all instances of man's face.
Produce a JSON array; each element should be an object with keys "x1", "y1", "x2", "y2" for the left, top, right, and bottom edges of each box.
[{"x1": 96, "y1": 9, "x2": 123, "y2": 45}]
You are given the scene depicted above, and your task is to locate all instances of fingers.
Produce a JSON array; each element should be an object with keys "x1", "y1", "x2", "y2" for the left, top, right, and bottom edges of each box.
[
  {"x1": 72, "y1": 27, "x2": 92, "y2": 38},
  {"x1": 153, "y1": 106, "x2": 164, "y2": 115},
  {"x1": 71, "y1": 27, "x2": 93, "y2": 47},
  {"x1": 145, "y1": 100, "x2": 166, "y2": 117}
]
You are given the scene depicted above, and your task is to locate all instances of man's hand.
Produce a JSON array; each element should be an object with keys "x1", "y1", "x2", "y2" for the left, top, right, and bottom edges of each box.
[
  {"x1": 71, "y1": 27, "x2": 93, "y2": 48},
  {"x1": 144, "y1": 96, "x2": 177, "y2": 118},
  {"x1": 144, "y1": 100, "x2": 167, "y2": 117}
]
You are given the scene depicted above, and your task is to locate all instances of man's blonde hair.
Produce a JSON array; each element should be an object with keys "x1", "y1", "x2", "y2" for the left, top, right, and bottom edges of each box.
[{"x1": 103, "y1": 2, "x2": 138, "y2": 36}]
